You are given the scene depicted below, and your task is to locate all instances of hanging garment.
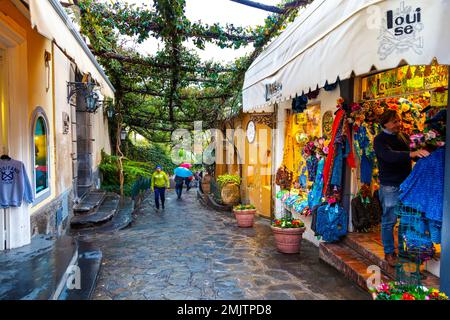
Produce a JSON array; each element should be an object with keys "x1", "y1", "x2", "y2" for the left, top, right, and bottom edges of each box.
[
  {"x1": 308, "y1": 158, "x2": 325, "y2": 209},
  {"x1": 306, "y1": 156, "x2": 319, "y2": 182},
  {"x1": 323, "y1": 110, "x2": 345, "y2": 195},
  {"x1": 354, "y1": 125, "x2": 375, "y2": 184},
  {"x1": 399, "y1": 147, "x2": 445, "y2": 243},
  {"x1": 316, "y1": 204, "x2": 348, "y2": 242},
  {"x1": 323, "y1": 109, "x2": 356, "y2": 195},
  {"x1": 351, "y1": 195, "x2": 377, "y2": 232},
  {"x1": 399, "y1": 147, "x2": 445, "y2": 223},
  {"x1": 310, "y1": 202, "x2": 326, "y2": 236},
  {"x1": 299, "y1": 166, "x2": 308, "y2": 189},
  {"x1": 0, "y1": 158, "x2": 34, "y2": 208}
]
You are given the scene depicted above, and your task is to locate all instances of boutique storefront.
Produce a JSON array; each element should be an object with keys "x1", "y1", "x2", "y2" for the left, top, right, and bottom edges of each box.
[
  {"x1": 0, "y1": 0, "x2": 114, "y2": 250},
  {"x1": 242, "y1": 0, "x2": 450, "y2": 293}
]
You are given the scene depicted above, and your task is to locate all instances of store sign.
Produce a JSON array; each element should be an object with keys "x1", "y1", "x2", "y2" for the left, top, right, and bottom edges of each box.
[
  {"x1": 265, "y1": 81, "x2": 282, "y2": 101},
  {"x1": 378, "y1": 2, "x2": 424, "y2": 60},
  {"x1": 362, "y1": 64, "x2": 448, "y2": 99}
]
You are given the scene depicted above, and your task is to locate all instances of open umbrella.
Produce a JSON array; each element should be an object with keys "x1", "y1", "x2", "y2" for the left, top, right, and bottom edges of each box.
[
  {"x1": 180, "y1": 163, "x2": 192, "y2": 169},
  {"x1": 174, "y1": 167, "x2": 193, "y2": 178}
]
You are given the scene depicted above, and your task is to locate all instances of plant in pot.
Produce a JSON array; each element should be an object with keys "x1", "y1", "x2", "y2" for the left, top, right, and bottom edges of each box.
[
  {"x1": 233, "y1": 204, "x2": 257, "y2": 228},
  {"x1": 217, "y1": 174, "x2": 241, "y2": 205},
  {"x1": 271, "y1": 214, "x2": 306, "y2": 254}
]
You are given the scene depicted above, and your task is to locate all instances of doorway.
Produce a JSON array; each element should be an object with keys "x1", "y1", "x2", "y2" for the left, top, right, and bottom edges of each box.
[{"x1": 74, "y1": 73, "x2": 93, "y2": 199}]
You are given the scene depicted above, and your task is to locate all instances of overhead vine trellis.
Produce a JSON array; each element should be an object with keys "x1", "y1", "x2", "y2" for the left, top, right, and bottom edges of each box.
[
  {"x1": 66, "y1": 0, "x2": 309, "y2": 193},
  {"x1": 69, "y1": 0, "x2": 309, "y2": 140}
]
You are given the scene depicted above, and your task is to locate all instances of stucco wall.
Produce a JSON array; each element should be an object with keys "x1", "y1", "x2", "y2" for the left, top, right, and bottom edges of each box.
[
  {"x1": 53, "y1": 45, "x2": 74, "y2": 195},
  {"x1": 91, "y1": 104, "x2": 111, "y2": 171}
]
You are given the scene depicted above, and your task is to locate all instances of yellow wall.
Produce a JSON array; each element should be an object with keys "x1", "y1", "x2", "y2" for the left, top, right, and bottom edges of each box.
[
  {"x1": 0, "y1": 1, "x2": 55, "y2": 213},
  {"x1": 0, "y1": 1, "x2": 112, "y2": 214},
  {"x1": 216, "y1": 113, "x2": 273, "y2": 218}
]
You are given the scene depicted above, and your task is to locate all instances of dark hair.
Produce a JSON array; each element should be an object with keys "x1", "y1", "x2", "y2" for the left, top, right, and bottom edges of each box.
[{"x1": 379, "y1": 109, "x2": 399, "y2": 128}]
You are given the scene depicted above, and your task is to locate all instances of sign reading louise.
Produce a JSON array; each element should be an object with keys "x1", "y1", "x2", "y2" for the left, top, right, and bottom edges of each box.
[
  {"x1": 265, "y1": 81, "x2": 282, "y2": 101},
  {"x1": 378, "y1": 1, "x2": 424, "y2": 60}
]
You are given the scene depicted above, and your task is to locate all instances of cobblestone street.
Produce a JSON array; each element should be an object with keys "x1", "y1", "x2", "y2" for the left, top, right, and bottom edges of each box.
[{"x1": 80, "y1": 190, "x2": 370, "y2": 300}]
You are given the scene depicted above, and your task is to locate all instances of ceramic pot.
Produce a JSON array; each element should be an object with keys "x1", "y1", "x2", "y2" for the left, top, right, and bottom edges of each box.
[
  {"x1": 271, "y1": 226, "x2": 306, "y2": 253},
  {"x1": 233, "y1": 209, "x2": 256, "y2": 228}
]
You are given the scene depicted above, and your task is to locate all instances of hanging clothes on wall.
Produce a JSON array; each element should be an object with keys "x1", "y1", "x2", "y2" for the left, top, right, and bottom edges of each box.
[
  {"x1": 399, "y1": 147, "x2": 445, "y2": 243},
  {"x1": 308, "y1": 158, "x2": 325, "y2": 209},
  {"x1": 354, "y1": 124, "x2": 376, "y2": 184},
  {"x1": 322, "y1": 108, "x2": 356, "y2": 195},
  {"x1": 0, "y1": 157, "x2": 34, "y2": 208}
]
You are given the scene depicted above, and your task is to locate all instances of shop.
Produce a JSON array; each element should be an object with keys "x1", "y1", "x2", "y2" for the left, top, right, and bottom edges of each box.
[
  {"x1": 215, "y1": 108, "x2": 274, "y2": 218},
  {"x1": 0, "y1": 0, "x2": 114, "y2": 250},
  {"x1": 242, "y1": 0, "x2": 450, "y2": 293}
]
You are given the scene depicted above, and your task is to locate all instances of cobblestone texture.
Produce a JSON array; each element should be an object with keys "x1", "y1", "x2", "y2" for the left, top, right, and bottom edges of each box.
[{"x1": 80, "y1": 189, "x2": 370, "y2": 300}]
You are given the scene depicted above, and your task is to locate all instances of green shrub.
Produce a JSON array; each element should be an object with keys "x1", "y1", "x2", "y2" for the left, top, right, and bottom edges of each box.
[
  {"x1": 217, "y1": 174, "x2": 241, "y2": 189},
  {"x1": 99, "y1": 150, "x2": 153, "y2": 196}
]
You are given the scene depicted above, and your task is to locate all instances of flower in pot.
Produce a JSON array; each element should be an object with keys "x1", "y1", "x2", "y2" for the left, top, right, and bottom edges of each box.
[
  {"x1": 271, "y1": 215, "x2": 306, "y2": 254},
  {"x1": 233, "y1": 204, "x2": 257, "y2": 228}
]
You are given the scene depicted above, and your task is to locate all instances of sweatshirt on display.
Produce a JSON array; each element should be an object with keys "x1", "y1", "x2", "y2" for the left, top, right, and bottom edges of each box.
[{"x1": 0, "y1": 158, "x2": 34, "y2": 208}]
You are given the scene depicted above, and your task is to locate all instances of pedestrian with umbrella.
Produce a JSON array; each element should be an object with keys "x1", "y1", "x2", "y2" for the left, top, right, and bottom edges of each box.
[
  {"x1": 151, "y1": 165, "x2": 170, "y2": 210},
  {"x1": 174, "y1": 166, "x2": 193, "y2": 199},
  {"x1": 180, "y1": 163, "x2": 193, "y2": 191}
]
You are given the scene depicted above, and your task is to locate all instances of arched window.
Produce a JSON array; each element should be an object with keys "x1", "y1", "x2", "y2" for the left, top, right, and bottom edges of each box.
[{"x1": 31, "y1": 109, "x2": 50, "y2": 202}]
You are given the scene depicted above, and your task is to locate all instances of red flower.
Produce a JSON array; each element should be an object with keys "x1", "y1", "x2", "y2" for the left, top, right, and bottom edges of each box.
[{"x1": 402, "y1": 293, "x2": 416, "y2": 300}]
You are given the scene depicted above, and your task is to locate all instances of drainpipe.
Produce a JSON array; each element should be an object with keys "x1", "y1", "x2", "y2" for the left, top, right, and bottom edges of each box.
[{"x1": 440, "y1": 66, "x2": 450, "y2": 294}]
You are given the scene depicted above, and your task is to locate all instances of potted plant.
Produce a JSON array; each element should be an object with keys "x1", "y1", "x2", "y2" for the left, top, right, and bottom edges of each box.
[
  {"x1": 271, "y1": 215, "x2": 306, "y2": 253},
  {"x1": 233, "y1": 204, "x2": 257, "y2": 228},
  {"x1": 217, "y1": 174, "x2": 241, "y2": 205}
]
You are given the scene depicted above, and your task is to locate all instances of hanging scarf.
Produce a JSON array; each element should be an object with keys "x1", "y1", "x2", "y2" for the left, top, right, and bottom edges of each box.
[
  {"x1": 322, "y1": 109, "x2": 356, "y2": 195},
  {"x1": 322, "y1": 109, "x2": 344, "y2": 195}
]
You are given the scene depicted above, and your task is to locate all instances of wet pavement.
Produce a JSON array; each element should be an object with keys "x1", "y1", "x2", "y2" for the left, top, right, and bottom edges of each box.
[{"x1": 81, "y1": 189, "x2": 370, "y2": 300}]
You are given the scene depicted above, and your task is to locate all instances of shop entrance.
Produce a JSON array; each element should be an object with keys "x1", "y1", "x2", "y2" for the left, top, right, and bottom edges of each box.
[
  {"x1": 244, "y1": 119, "x2": 272, "y2": 218},
  {"x1": 347, "y1": 63, "x2": 448, "y2": 278},
  {"x1": 0, "y1": 16, "x2": 30, "y2": 250}
]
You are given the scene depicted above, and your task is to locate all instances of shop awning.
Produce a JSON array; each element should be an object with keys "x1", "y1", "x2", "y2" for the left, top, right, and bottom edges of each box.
[
  {"x1": 29, "y1": 0, "x2": 115, "y2": 99},
  {"x1": 243, "y1": 0, "x2": 450, "y2": 112}
]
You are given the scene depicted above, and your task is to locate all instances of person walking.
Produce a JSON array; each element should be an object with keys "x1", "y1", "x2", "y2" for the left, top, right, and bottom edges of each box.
[
  {"x1": 373, "y1": 109, "x2": 430, "y2": 267},
  {"x1": 151, "y1": 165, "x2": 170, "y2": 210},
  {"x1": 174, "y1": 166, "x2": 193, "y2": 199}
]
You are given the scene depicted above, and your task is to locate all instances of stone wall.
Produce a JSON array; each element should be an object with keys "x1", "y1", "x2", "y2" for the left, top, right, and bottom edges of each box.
[{"x1": 30, "y1": 189, "x2": 74, "y2": 237}]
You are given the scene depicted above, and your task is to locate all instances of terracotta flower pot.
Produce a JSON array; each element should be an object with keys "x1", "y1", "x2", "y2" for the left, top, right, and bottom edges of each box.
[
  {"x1": 233, "y1": 209, "x2": 256, "y2": 228},
  {"x1": 271, "y1": 226, "x2": 306, "y2": 253}
]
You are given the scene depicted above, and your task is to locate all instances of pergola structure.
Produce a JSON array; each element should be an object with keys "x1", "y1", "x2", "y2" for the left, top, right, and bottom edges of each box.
[{"x1": 63, "y1": 0, "x2": 311, "y2": 143}]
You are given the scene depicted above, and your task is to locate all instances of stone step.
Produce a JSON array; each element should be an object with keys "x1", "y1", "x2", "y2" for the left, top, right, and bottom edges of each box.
[
  {"x1": 0, "y1": 235, "x2": 78, "y2": 300},
  {"x1": 71, "y1": 197, "x2": 134, "y2": 235},
  {"x1": 59, "y1": 241, "x2": 102, "y2": 300},
  {"x1": 71, "y1": 194, "x2": 120, "y2": 229},
  {"x1": 74, "y1": 190, "x2": 106, "y2": 215},
  {"x1": 342, "y1": 232, "x2": 440, "y2": 289},
  {"x1": 343, "y1": 233, "x2": 396, "y2": 276},
  {"x1": 319, "y1": 242, "x2": 393, "y2": 292}
]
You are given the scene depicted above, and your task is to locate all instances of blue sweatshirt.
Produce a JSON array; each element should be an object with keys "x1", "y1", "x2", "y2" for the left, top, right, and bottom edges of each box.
[{"x1": 0, "y1": 159, "x2": 34, "y2": 208}]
